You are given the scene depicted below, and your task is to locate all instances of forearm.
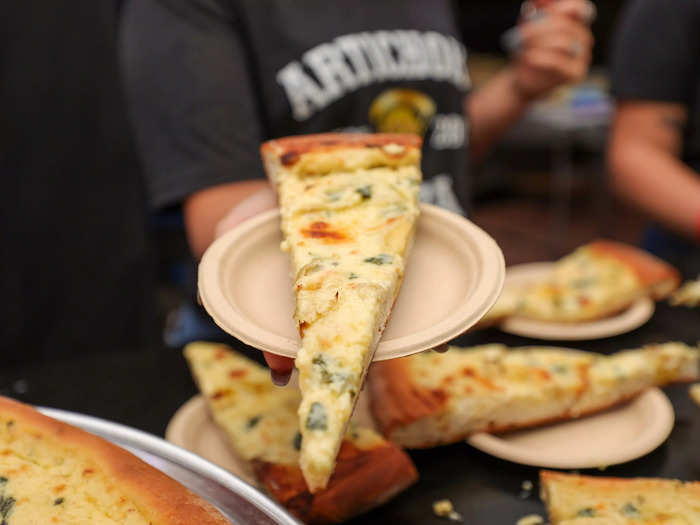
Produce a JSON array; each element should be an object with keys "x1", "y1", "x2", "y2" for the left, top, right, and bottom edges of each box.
[
  {"x1": 466, "y1": 67, "x2": 531, "y2": 162},
  {"x1": 183, "y1": 179, "x2": 272, "y2": 258},
  {"x1": 610, "y1": 145, "x2": 700, "y2": 239},
  {"x1": 467, "y1": 0, "x2": 593, "y2": 162}
]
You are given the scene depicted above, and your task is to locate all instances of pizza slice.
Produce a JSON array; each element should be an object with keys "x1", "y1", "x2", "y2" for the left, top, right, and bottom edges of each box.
[
  {"x1": 540, "y1": 470, "x2": 700, "y2": 524},
  {"x1": 669, "y1": 277, "x2": 700, "y2": 307},
  {"x1": 485, "y1": 240, "x2": 680, "y2": 325},
  {"x1": 691, "y1": 383, "x2": 700, "y2": 406},
  {"x1": 574, "y1": 341, "x2": 700, "y2": 415},
  {"x1": 0, "y1": 396, "x2": 229, "y2": 525},
  {"x1": 184, "y1": 342, "x2": 418, "y2": 524},
  {"x1": 369, "y1": 342, "x2": 699, "y2": 448},
  {"x1": 260, "y1": 133, "x2": 422, "y2": 491}
]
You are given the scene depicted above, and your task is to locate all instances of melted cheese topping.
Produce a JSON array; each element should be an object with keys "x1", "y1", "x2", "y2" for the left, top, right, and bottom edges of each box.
[
  {"x1": 410, "y1": 345, "x2": 592, "y2": 398},
  {"x1": 276, "y1": 146, "x2": 421, "y2": 491},
  {"x1": 401, "y1": 343, "x2": 698, "y2": 434},
  {"x1": 519, "y1": 247, "x2": 642, "y2": 322},
  {"x1": 185, "y1": 343, "x2": 302, "y2": 465},
  {"x1": 0, "y1": 417, "x2": 149, "y2": 525},
  {"x1": 545, "y1": 475, "x2": 700, "y2": 524},
  {"x1": 184, "y1": 343, "x2": 385, "y2": 468},
  {"x1": 408, "y1": 345, "x2": 592, "y2": 431}
]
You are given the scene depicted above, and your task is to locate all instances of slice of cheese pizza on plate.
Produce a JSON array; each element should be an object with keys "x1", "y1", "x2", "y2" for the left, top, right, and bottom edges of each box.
[
  {"x1": 260, "y1": 133, "x2": 422, "y2": 492},
  {"x1": 369, "y1": 342, "x2": 699, "y2": 448},
  {"x1": 0, "y1": 396, "x2": 229, "y2": 525},
  {"x1": 485, "y1": 240, "x2": 680, "y2": 325},
  {"x1": 540, "y1": 470, "x2": 700, "y2": 524},
  {"x1": 184, "y1": 342, "x2": 418, "y2": 525},
  {"x1": 574, "y1": 341, "x2": 700, "y2": 415}
]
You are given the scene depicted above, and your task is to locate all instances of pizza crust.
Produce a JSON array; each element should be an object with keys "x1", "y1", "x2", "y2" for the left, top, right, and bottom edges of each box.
[
  {"x1": 252, "y1": 441, "x2": 417, "y2": 525},
  {"x1": 261, "y1": 133, "x2": 422, "y2": 183},
  {"x1": 0, "y1": 396, "x2": 229, "y2": 525},
  {"x1": 586, "y1": 240, "x2": 681, "y2": 300},
  {"x1": 260, "y1": 133, "x2": 422, "y2": 160}
]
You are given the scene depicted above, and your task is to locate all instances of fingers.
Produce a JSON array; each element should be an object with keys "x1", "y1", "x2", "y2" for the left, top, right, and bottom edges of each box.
[
  {"x1": 518, "y1": 13, "x2": 593, "y2": 85},
  {"x1": 543, "y1": 0, "x2": 596, "y2": 24},
  {"x1": 433, "y1": 343, "x2": 450, "y2": 353},
  {"x1": 214, "y1": 186, "x2": 278, "y2": 239},
  {"x1": 263, "y1": 352, "x2": 294, "y2": 386},
  {"x1": 524, "y1": 32, "x2": 593, "y2": 61},
  {"x1": 520, "y1": 15, "x2": 594, "y2": 54},
  {"x1": 520, "y1": 46, "x2": 589, "y2": 84}
]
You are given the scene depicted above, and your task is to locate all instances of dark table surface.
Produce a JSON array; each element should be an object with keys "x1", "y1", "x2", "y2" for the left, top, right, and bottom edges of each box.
[{"x1": 2, "y1": 301, "x2": 699, "y2": 525}]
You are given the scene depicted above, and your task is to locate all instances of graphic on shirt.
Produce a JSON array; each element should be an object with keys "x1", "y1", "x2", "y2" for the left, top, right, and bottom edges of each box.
[
  {"x1": 430, "y1": 113, "x2": 467, "y2": 150},
  {"x1": 276, "y1": 30, "x2": 469, "y2": 215},
  {"x1": 420, "y1": 174, "x2": 465, "y2": 214},
  {"x1": 368, "y1": 89, "x2": 465, "y2": 150},
  {"x1": 366, "y1": 89, "x2": 465, "y2": 213},
  {"x1": 276, "y1": 30, "x2": 469, "y2": 121},
  {"x1": 369, "y1": 88, "x2": 436, "y2": 136}
]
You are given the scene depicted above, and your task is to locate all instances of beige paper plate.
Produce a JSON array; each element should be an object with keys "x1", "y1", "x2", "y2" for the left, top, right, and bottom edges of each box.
[
  {"x1": 165, "y1": 390, "x2": 378, "y2": 486},
  {"x1": 467, "y1": 388, "x2": 674, "y2": 469},
  {"x1": 198, "y1": 203, "x2": 505, "y2": 360},
  {"x1": 499, "y1": 262, "x2": 655, "y2": 340}
]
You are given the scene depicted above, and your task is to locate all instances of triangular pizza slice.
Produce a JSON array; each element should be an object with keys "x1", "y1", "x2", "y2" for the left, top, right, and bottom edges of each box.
[
  {"x1": 260, "y1": 133, "x2": 422, "y2": 491},
  {"x1": 184, "y1": 342, "x2": 418, "y2": 523}
]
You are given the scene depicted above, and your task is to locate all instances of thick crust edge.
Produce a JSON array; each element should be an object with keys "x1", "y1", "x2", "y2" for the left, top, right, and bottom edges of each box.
[
  {"x1": 368, "y1": 358, "x2": 448, "y2": 439},
  {"x1": 260, "y1": 133, "x2": 422, "y2": 188},
  {"x1": 253, "y1": 441, "x2": 417, "y2": 524},
  {"x1": 260, "y1": 133, "x2": 422, "y2": 159},
  {"x1": 0, "y1": 396, "x2": 230, "y2": 525},
  {"x1": 588, "y1": 240, "x2": 681, "y2": 299}
]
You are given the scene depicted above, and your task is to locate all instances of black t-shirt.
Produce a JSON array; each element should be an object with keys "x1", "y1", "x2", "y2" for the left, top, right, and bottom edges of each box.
[
  {"x1": 611, "y1": 0, "x2": 700, "y2": 173},
  {"x1": 121, "y1": 0, "x2": 471, "y2": 214},
  {"x1": 0, "y1": 1, "x2": 155, "y2": 362}
]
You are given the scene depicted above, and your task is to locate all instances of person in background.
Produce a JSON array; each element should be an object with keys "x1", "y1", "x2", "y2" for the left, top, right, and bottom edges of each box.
[
  {"x1": 609, "y1": 0, "x2": 700, "y2": 271},
  {"x1": 1, "y1": 1, "x2": 155, "y2": 362},
  {"x1": 121, "y1": 0, "x2": 594, "y2": 384}
]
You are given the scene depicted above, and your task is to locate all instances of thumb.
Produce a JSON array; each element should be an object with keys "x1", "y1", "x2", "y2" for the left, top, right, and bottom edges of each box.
[{"x1": 433, "y1": 343, "x2": 450, "y2": 354}]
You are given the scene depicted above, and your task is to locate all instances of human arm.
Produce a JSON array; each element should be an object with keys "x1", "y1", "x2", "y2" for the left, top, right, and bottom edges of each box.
[
  {"x1": 184, "y1": 181, "x2": 272, "y2": 258},
  {"x1": 607, "y1": 0, "x2": 700, "y2": 240},
  {"x1": 609, "y1": 103, "x2": 700, "y2": 239},
  {"x1": 467, "y1": 0, "x2": 594, "y2": 161},
  {"x1": 185, "y1": 183, "x2": 296, "y2": 381}
]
